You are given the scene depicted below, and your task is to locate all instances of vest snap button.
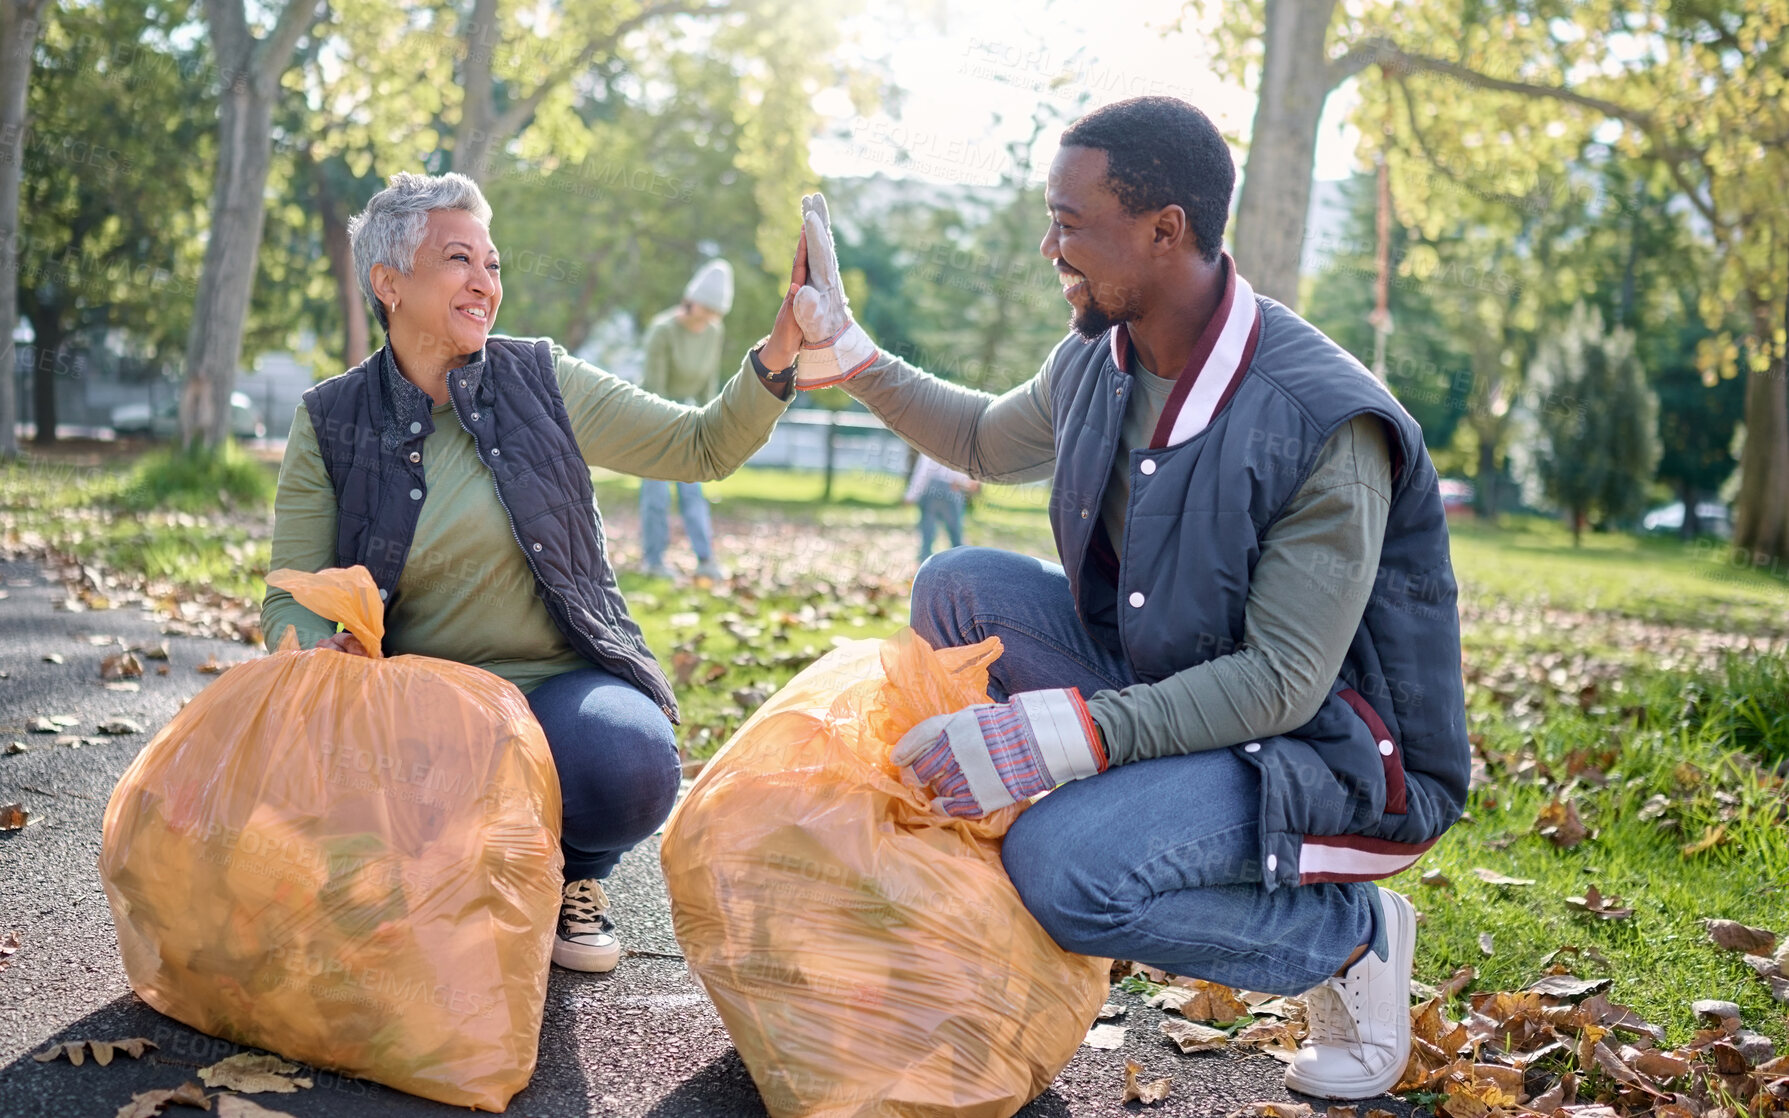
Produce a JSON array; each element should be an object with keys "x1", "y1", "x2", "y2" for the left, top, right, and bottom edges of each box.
[
  {"x1": 408, "y1": 451, "x2": 420, "y2": 463},
  {"x1": 1266, "y1": 853, "x2": 1278, "y2": 872},
  {"x1": 1244, "y1": 742, "x2": 1261, "y2": 753},
  {"x1": 490, "y1": 447, "x2": 500, "y2": 457},
  {"x1": 409, "y1": 421, "x2": 421, "y2": 434},
  {"x1": 471, "y1": 412, "x2": 481, "y2": 421},
  {"x1": 532, "y1": 542, "x2": 543, "y2": 552},
  {"x1": 1128, "y1": 591, "x2": 1144, "y2": 608},
  {"x1": 379, "y1": 588, "x2": 388, "y2": 601},
  {"x1": 1080, "y1": 508, "x2": 1089, "y2": 519},
  {"x1": 1378, "y1": 739, "x2": 1395, "y2": 756},
  {"x1": 409, "y1": 488, "x2": 422, "y2": 500},
  {"x1": 460, "y1": 379, "x2": 467, "y2": 388},
  {"x1": 1140, "y1": 458, "x2": 1157, "y2": 476}
]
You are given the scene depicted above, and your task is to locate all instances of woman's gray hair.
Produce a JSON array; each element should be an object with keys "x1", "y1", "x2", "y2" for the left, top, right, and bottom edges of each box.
[{"x1": 348, "y1": 171, "x2": 493, "y2": 332}]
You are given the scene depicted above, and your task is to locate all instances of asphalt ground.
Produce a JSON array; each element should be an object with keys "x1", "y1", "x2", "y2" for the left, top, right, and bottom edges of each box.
[{"x1": 0, "y1": 557, "x2": 1419, "y2": 1118}]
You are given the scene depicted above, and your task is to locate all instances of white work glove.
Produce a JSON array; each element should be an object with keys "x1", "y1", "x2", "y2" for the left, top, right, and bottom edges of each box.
[{"x1": 792, "y1": 192, "x2": 880, "y2": 389}]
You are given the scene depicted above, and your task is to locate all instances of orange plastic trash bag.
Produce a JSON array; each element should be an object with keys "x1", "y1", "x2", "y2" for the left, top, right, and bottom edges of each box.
[
  {"x1": 99, "y1": 566, "x2": 564, "y2": 1112},
  {"x1": 661, "y1": 629, "x2": 1110, "y2": 1118}
]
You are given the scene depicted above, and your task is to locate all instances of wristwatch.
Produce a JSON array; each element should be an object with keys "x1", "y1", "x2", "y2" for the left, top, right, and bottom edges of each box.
[{"x1": 751, "y1": 344, "x2": 797, "y2": 386}]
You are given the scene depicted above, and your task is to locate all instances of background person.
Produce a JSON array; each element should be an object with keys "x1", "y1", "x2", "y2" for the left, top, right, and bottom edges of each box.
[
  {"x1": 638, "y1": 260, "x2": 734, "y2": 579},
  {"x1": 904, "y1": 453, "x2": 978, "y2": 560},
  {"x1": 262, "y1": 172, "x2": 803, "y2": 975},
  {"x1": 783, "y1": 97, "x2": 1470, "y2": 1103}
]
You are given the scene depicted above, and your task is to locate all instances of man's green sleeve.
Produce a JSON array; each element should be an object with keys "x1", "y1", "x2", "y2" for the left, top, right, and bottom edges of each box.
[{"x1": 1087, "y1": 416, "x2": 1394, "y2": 764}]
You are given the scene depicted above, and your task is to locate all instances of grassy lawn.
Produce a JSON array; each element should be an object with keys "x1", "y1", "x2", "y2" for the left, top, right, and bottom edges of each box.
[{"x1": 4, "y1": 450, "x2": 1787, "y2": 1047}]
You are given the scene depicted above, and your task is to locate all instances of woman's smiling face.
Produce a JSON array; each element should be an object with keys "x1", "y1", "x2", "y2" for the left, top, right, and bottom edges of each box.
[{"x1": 380, "y1": 208, "x2": 502, "y2": 358}]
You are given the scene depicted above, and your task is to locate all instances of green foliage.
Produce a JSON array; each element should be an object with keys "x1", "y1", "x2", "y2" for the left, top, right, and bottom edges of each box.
[
  {"x1": 1527, "y1": 303, "x2": 1660, "y2": 540},
  {"x1": 119, "y1": 442, "x2": 278, "y2": 513}
]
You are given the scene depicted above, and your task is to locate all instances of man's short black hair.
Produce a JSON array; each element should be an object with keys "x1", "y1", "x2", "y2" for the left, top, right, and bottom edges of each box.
[{"x1": 1060, "y1": 97, "x2": 1234, "y2": 263}]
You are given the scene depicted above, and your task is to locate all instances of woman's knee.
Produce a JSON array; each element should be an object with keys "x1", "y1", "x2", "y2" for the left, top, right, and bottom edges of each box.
[{"x1": 1001, "y1": 813, "x2": 1125, "y2": 955}]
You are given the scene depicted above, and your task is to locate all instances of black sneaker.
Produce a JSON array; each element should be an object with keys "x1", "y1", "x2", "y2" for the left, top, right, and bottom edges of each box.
[{"x1": 552, "y1": 878, "x2": 620, "y2": 973}]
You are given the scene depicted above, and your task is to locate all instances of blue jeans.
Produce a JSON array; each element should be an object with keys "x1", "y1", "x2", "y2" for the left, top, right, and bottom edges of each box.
[
  {"x1": 911, "y1": 546, "x2": 1382, "y2": 995},
  {"x1": 916, "y1": 483, "x2": 964, "y2": 560},
  {"x1": 639, "y1": 480, "x2": 713, "y2": 565},
  {"x1": 526, "y1": 667, "x2": 681, "y2": 881}
]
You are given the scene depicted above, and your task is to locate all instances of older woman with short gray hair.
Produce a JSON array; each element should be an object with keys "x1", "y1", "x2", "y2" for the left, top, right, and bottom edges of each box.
[{"x1": 263, "y1": 171, "x2": 804, "y2": 973}]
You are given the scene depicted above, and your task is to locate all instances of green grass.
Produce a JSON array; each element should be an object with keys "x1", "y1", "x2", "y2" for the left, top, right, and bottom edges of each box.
[{"x1": 5, "y1": 454, "x2": 1788, "y2": 1044}]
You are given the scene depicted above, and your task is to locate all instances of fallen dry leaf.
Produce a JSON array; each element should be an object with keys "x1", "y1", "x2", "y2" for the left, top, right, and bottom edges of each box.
[
  {"x1": 1524, "y1": 974, "x2": 1612, "y2": 1000},
  {"x1": 1420, "y1": 868, "x2": 1452, "y2": 888},
  {"x1": 1435, "y1": 965, "x2": 1476, "y2": 999},
  {"x1": 195, "y1": 655, "x2": 224, "y2": 675},
  {"x1": 1121, "y1": 1059, "x2": 1172, "y2": 1104},
  {"x1": 1566, "y1": 884, "x2": 1635, "y2": 920},
  {"x1": 1704, "y1": 918, "x2": 1777, "y2": 955},
  {"x1": 97, "y1": 718, "x2": 144, "y2": 735},
  {"x1": 1096, "y1": 1003, "x2": 1127, "y2": 1021},
  {"x1": 100, "y1": 652, "x2": 142, "y2": 681},
  {"x1": 197, "y1": 1053, "x2": 312, "y2": 1093},
  {"x1": 1161, "y1": 1019, "x2": 1229, "y2": 1053},
  {"x1": 1153, "y1": 979, "x2": 1252, "y2": 1023},
  {"x1": 1082, "y1": 1024, "x2": 1126, "y2": 1050},
  {"x1": 115, "y1": 1081, "x2": 208, "y2": 1118},
  {"x1": 1681, "y1": 823, "x2": 1729, "y2": 857},
  {"x1": 34, "y1": 1037, "x2": 157, "y2": 1066},
  {"x1": 1, "y1": 803, "x2": 28, "y2": 831},
  {"x1": 1535, "y1": 797, "x2": 1589, "y2": 848},
  {"x1": 42, "y1": 653, "x2": 63, "y2": 664},
  {"x1": 0, "y1": 929, "x2": 19, "y2": 971},
  {"x1": 1478, "y1": 932, "x2": 1495, "y2": 956},
  {"x1": 1472, "y1": 867, "x2": 1535, "y2": 887},
  {"x1": 1227, "y1": 1104, "x2": 1314, "y2": 1118}
]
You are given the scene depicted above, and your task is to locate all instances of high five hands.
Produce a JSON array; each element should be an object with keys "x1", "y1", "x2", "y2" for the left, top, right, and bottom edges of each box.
[{"x1": 785, "y1": 193, "x2": 880, "y2": 389}]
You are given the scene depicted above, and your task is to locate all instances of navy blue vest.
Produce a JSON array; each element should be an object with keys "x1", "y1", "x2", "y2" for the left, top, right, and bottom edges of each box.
[
  {"x1": 302, "y1": 336, "x2": 679, "y2": 722},
  {"x1": 1048, "y1": 299, "x2": 1469, "y2": 889}
]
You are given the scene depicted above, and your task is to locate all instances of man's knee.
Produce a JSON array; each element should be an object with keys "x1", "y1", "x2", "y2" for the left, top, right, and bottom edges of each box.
[
  {"x1": 911, "y1": 546, "x2": 1013, "y2": 645},
  {"x1": 1001, "y1": 817, "x2": 1125, "y2": 955}
]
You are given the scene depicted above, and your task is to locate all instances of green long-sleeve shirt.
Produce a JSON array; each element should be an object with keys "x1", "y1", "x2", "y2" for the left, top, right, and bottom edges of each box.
[
  {"x1": 262, "y1": 344, "x2": 789, "y2": 693},
  {"x1": 640, "y1": 308, "x2": 724, "y2": 404},
  {"x1": 840, "y1": 348, "x2": 1392, "y2": 766}
]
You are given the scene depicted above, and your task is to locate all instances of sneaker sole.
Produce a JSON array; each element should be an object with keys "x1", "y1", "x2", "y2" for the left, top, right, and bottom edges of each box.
[
  {"x1": 1284, "y1": 888, "x2": 1416, "y2": 1100},
  {"x1": 552, "y1": 938, "x2": 621, "y2": 973}
]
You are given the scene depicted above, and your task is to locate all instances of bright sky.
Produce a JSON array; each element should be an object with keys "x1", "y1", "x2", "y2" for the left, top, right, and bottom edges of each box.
[{"x1": 810, "y1": 0, "x2": 1363, "y2": 188}]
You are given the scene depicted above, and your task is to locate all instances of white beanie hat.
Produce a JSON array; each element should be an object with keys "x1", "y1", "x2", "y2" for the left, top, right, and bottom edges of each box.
[{"x1": 683, "y1": 259, "x2": 734, "y2": 315}]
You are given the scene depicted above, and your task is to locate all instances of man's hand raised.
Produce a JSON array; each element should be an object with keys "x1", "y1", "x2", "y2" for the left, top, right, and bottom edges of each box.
[{"x1": 791, "y1": 192, "x2": 880, "y2": 389}]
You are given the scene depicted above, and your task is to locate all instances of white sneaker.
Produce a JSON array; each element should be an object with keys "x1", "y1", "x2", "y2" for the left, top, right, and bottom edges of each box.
[
  {"x1": 552, "y1": 878, "x2": 621, "y2": 973},
  {"x1": 1283, "y1": 887, "x2": 1415, "y2": 1100}
]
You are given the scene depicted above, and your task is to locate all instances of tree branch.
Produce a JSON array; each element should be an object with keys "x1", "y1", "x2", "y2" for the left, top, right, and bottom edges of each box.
[
  {"x1": 253, "y1": 0, "x2": 324, "y2": 93},
  {"x1": 1356, "y1": 36, "x2": 1655, "y2": 130},
  {"x1": 1323, "y1": 38, "x2": 1385, "y2": 89},
  {"x1": 491, "y1": 0, "x2": 732, "y2": 141}
]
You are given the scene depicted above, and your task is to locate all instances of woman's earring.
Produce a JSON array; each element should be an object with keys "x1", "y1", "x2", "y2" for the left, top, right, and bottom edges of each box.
[{"x1": 392, "y1": 298, "x2": 399, "y2": 312}]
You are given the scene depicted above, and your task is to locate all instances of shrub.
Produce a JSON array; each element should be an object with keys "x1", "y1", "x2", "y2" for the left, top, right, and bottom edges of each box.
[{"x1": 117, "y1": 441, "x2": 277, "y2": 513}]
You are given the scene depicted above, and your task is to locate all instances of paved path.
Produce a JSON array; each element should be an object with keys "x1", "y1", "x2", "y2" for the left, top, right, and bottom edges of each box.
[{"x1": 0, "y1": 558, "x2": 1417, "y2": 1117}]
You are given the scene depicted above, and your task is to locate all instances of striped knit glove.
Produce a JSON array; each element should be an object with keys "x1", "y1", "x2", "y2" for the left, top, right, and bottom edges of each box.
[
  {"x1": 890, "y1": 689, "x2": 1109, "y2": 819},
  {"x1": 792, "y1": 192, "x2": 880, "y2": 388}
]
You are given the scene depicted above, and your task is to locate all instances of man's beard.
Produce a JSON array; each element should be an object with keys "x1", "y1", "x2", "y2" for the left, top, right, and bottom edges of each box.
[{"x1": 1070, "y1": 284, "x2": 1141, "y2": 341}]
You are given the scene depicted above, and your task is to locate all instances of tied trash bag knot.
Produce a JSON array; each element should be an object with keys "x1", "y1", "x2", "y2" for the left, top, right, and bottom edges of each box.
[
  {"x1": 662, "y1": 628, "x2": 1110, "y2": 1118},
  {"x1": 100, "y1": 566, "x2": 563, "y2": 1113}
]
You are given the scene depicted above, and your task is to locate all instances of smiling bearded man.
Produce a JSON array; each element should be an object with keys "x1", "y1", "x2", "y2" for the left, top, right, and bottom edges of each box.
[{"x1": 774, "y1": 96, "x2": 1471, "y2": 1103}]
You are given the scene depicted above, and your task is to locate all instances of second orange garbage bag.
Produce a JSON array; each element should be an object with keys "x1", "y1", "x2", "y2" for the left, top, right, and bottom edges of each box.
[
  {"x1": 661, "y1": 629, "x2": 1110, "y2": 1118},
  {"x1": 99, "y1": 566, "x2": 563, "y2": 1112}
]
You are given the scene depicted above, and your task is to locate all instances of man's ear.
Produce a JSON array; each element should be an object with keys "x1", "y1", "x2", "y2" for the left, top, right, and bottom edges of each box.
[{"x1": 1152, "y1": 205, "x2": 1189, "y2": 255}]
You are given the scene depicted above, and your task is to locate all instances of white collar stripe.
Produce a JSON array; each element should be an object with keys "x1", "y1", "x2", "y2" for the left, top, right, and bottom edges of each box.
[{"x1": 1162, "y1": 273, "x2": 1257, "y2": 447}]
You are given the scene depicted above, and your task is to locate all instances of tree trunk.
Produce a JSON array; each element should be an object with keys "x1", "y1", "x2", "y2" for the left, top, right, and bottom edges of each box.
[
  {"x1": 0, "y1": 0, "x2": 49, "y2": 458},
  {"x1": 313, "y1": 160, "x2": 368, "y2": 367},
  {"x1": 28, "y1": 316, "x2": 64, "y2": 445},
  {"x1": 1678, "y1": 478, "x2": 1700, "y2": 540},
  {"x1": 180, "y1": 0, "x2": 321, "y2": 449},
  {"x1": 1571, "y1": 507, "x2": 1584, "y2": 547},
  {"x1": 1732, "y1": 291, "x2": 1789, "y2": 564},
  {"x1": 454, "y1": 0, "x2": 502, "y2": 183},
  {"x1": 1230, "y1": 0, "x2": 1339, "y2": 310},
  {"x1": 1475, "y1": 436, "x2": 1500, "y2": 520}
]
